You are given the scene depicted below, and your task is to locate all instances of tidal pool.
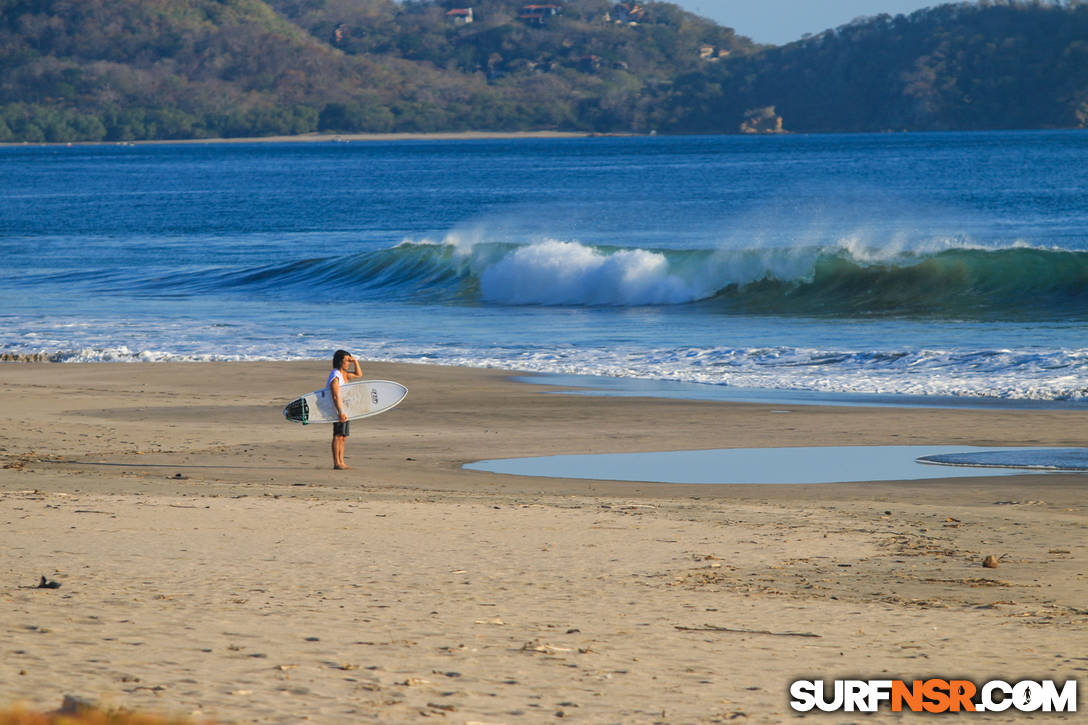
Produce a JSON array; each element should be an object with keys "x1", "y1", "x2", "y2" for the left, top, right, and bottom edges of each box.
[{"x1": 464, "y1": 446, "x2": 1060, "y2": 485}]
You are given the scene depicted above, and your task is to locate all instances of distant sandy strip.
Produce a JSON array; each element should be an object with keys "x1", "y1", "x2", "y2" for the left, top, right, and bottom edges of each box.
[
  {"x1": 193, "y1": 131, "x2": 608, "y2": 143},
  {"x1": 1, "y1": 361, "x2": 1085, "y2": 722},
  {"x1": 2, "y1": 131, "x2": 614, "y2": 148}
]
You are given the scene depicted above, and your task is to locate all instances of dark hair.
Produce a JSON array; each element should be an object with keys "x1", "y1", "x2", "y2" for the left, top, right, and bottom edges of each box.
[{"x1": 332, "y1": 349, "x2": 350, "y2": 369}]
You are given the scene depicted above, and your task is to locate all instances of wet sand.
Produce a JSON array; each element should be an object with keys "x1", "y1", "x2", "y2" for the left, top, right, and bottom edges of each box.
[{"x1": 1, "y1": 361, "x2": 1085, "y2": 722}]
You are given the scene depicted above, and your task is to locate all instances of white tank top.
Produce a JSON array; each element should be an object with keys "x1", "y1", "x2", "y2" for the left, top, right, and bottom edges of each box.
[{"x1": 327, "y1": 369, "x2": 345, "y2": 389}]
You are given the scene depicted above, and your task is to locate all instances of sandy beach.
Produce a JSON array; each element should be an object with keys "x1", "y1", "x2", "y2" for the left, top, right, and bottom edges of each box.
[{"x1": 1, "y1": 360, "x2": 1085, "y2": 723}]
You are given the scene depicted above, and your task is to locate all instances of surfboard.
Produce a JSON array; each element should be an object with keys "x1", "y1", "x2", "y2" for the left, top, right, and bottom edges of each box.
[{"x1": 283, "y1": 380, "x2": 407, "y2": 425}]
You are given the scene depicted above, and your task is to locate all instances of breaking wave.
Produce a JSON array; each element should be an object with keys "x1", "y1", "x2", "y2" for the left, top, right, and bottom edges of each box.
[{"x1": 30, "y1": 238, "x2": 1088, "y2": 319}]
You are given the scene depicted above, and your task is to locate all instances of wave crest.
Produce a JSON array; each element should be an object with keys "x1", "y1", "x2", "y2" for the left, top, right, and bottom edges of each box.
[{"x1": 478, "y1": 240, "x2": 710, "y2": 306}]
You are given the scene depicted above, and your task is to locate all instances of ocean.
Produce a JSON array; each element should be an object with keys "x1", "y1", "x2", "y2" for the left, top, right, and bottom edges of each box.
[{"x1": 2, "y1": 132, "x2": 1086, "y2": 403}]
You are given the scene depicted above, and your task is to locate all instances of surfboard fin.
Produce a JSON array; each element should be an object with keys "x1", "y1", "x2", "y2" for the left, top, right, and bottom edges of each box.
[{"x1": 284, "y1": 398, "x2": 309, "y2": 424}]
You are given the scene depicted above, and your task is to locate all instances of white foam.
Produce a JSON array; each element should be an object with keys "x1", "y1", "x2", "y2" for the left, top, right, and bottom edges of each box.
[
  {"x1": 478, "y1": 240, "x2": 714, "y2": 306},
  {"x1": 373, "y1": 343, "x2": 1088, "y2": 401}
]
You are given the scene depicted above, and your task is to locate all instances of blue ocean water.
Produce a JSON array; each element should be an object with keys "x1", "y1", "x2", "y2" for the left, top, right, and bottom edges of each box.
[{"x1": 2, "y1": 132, "x2": 1087, "y2": 401}]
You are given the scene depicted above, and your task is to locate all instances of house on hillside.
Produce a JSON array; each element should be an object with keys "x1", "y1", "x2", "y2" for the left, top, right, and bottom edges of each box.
[
  {"x1": 520, "y1": 4, "x2": 562, "y2": 25},
  {"x1": 446, "y1": 7, "x2": 474, "y2": 25}
]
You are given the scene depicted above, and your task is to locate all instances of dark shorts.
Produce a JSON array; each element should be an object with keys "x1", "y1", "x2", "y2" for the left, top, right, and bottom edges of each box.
[{"x1": 333, "y1": 421, "x2": 350, "y2": 437}]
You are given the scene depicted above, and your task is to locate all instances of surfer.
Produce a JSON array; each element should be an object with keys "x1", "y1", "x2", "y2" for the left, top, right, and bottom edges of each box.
[{"x1": 329, "y1": 350, "x2": 363, "y2": 469}]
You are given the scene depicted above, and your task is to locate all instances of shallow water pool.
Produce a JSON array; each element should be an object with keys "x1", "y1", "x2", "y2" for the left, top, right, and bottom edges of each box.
[{"x1": 464, "y1": 446, "x2": 1053, "y2": 485}]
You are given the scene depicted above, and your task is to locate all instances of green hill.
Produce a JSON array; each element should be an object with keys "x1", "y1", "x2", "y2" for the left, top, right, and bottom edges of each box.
[
  {"x1": 0, "y1": 0, "x2": 1085, "y2": 142},
  {"x1": 665, "y1": 1, "x2": 1088, "y2": 133},
  {"x1": 0, "y1": 0, "x2": 753, "y2": 140}
]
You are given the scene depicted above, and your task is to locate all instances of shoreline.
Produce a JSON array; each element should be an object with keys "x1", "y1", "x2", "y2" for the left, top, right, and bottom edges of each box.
[
  {"x1": 515, "y1": 373, "x2": 1088, "y2": 411},
  {"x1": 0, "y1": 130, "x2": 623, "y2": 149},
  {"x1": 4, "y1": 129, "x2": 1085, "y2": 150},
  {"x1": 5, "y1": 355, "x2": 1086, "y2": 411},
  {"x1": 2, "y1": 360, "x2": 1085, "y2": 722}
]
